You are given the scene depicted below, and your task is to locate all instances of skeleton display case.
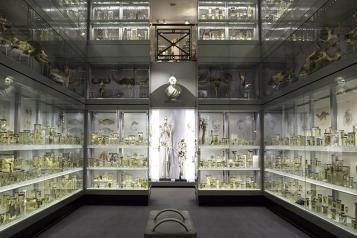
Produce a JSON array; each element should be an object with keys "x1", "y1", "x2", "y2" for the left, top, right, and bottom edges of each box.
[
  {"x1": 197, "y1": 111, "x2": 261, "y2": 193},
  {"x1": 149, "y1": 109, "x2": 196, "y2": 182},
  {"x1": 198, "y1": 65, "x2": 259, "y2": 99},
  {"x1": 0, "y1": 0, "x2": 87, "y2": 96},
  {"x1": 198, "y1": 0, "x2": 258, "y2": 40},
  {"x1": 87, "y1": 110, "x2": 149, "y2": 192},
  {"x1": 90, "y1": 0, "x2": 150, "y2": 40},
  {"x1": 264, "y1": 79, "x2": 357, "y2": 236},
  {"x1": 0, "y1": 68, "x2": 84, "y2": 233},
  {"x1": 88, "y1": 64, "x2": 149, "y2": 98},
  {"x1": 263, "y1": 0, "x2": 357, "y2": 97}
]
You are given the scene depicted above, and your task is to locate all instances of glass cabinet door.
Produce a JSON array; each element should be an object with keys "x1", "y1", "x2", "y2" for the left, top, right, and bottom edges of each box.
[
  {"x1": 198, "y1": 111, "x2": 261, "y2": 191},
  {"x1": 198, "y1": 0, "x2": 258, "y2": 40},
  {"x1": 87, "y1": 110, "x2": 149, "y2": 191},
  {"x1": 90, "y1": 0, "x2": 149, "y2": 40}
]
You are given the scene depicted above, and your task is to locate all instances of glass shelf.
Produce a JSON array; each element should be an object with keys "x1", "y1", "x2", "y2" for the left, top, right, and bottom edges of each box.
[
  {"x1": 87, "y1": 144, "x2": 148, "y2": 149},
  {"x1": 265, "y1": 145, "x2": 357, "y2": 153},
  {"x1": 265, "y1": 168, "x2": 357, "y2": 196},
  {"x1": 87, "y1": 167, "x2": 148, "y2": 171},
  {"x1": 198, "y1": 188, "x2": 260, "y2": 191},
  {"x1": 199, "y1": 145, "x2": 260, "y2": 150},
  {"x1": 87, "y1": 187, "x2": 148, "y2": 191},
  {"x1": 0, "y1": 145, "x2": 83, "y2": 152},
  {"x1": 0, "y1": 168, "x2": 82, "y2": 193},
  {"x1": 199, "y1": 167, "x2": 260, "y2": 171}
]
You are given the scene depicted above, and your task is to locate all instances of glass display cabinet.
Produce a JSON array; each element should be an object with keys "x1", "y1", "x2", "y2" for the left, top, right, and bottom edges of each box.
[
  {"x1": 264, "y1": 80, "x2": 357, "y2": 236},
  {"x1": 27, "y1": 0, "x2": 88, "y2": 40},
  {"x1": 86, "y1": 110, "x2": 149, "y2": 193},
  {"x1": 90, "y1": 0, "x2": 150, "y2": 40},
  {"x1": 198, "y1": 66, "x2": 259, "y2": 99},
  {"x1": 263, "y1": 0, "x2": 357, "y2": 97},
  {"x1": 0, "y1": 68, "x2": 84, "y2": 233},
  {"x1": 88, "y1": 65, "x2": 149, "y2": 98},
  {"x1": 197, "y1": 111, "x2": 261, "y2": 195},
  {"x1": 198, "y1": 0, "x2": 258, "y2": 40},
  {"x1": 0, "y1": 0, "x2": 87, "y2": 96},
  {"x1": 261, "y1": 0, "x2": 325, "y2": 42},
  {"x1": 261, "y1": 0, "x2": 295, "y2": 41}
]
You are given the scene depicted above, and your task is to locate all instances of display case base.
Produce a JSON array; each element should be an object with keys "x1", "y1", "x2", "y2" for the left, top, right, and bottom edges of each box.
[
  {"x1": 151, "y1": 181, "x2": 195, "y2": 188},
  {"x1": 83, "y1": 190, "x2": 150, "y2": 205},
  {"x1": 197, "y1": 194, "x2": 265, "y2": 206}
]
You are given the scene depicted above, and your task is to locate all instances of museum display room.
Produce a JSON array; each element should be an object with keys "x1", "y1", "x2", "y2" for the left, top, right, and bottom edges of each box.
[{"x1": 1, "y1": 0, "x2": 357, "y2": 237}]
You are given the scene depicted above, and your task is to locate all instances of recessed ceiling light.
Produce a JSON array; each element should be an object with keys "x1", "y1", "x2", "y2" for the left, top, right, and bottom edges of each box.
[{"x1": 170, "y1": 2, "x2": 176, "y2": 7}]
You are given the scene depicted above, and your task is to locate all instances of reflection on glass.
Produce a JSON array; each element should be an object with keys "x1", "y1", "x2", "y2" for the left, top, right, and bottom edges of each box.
[
  {"x1": 89, "y1": 66, "x2": 149, "y2": 98},
  {"x1": 198, "y1": 68, "x2": 257, "y2": 99}
]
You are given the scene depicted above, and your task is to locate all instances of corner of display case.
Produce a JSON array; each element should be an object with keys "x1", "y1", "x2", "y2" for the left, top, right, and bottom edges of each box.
[
  {"x1": 1, "y1": 190, "x2": 83, "y2": 238},
  {"x1": 263, "y1": 77, "x2": 357, "y2": 237},
  {"x1": 265, "y1": 191, "x2": 356, "y2": 238}
]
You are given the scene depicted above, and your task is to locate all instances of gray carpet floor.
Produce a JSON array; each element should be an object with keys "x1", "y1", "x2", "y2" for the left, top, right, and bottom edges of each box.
[{"x1": 37, "y1": 188, "x2": 311, "y2": 238}]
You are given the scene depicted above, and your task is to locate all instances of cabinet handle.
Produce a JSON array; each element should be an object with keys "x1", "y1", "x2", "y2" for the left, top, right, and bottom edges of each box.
[
  {"x1": 152, "y1": 218, "x2": 189, "y2": 232},
  {"x1": 154, "y1": 208, "x2": 185, "y2": 221}
]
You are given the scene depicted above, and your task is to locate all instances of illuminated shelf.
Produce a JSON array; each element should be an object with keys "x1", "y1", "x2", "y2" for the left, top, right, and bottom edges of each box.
[
  {"x1": 0, "y1": 144, "x2": 82, "y2": 151},
  {"x1": 198, "y1": 188, "x2": 260, "y2": 191},
  {"x1": 199, "y1": 167, "x2": 260, "y2": 171},
  {"x1": 199, "y1": 145, "x2": 229, "y2": 149},
  {"x1": 87, "y1": 144, "x2": 148, "y2": 149},
  {"x1": 199, "y1": 145, "x2": 260, "y2": 150},
  {"x1": 199, "y1": 19, "x2": 256, "y2": 23},
  {"x1": 0, "y1": 189, "x2": 82, "y2": 232},
  {"x1": 265, "y1": 145, "x2": 357, "y2": 153},
  {"x1": 0, "y1": 168, "x2": 83, "y2": 193},
  {"x1": 265, "y1": 190, "x2": 357, "y2": 236},
  {"x1": 91, "y1": 19, "x2": 149, "y2": 23},
  {"x1": 265, "y1": 168, "x2": 357, "y2": 196},
  {"x1": 230, "y1": 145, "x2": 260, "y2": 150},
  {"x1": 87, "y1": 187, "x2": 148, "y2": 191},
  {"x1": 87, "y1": 167, "x2": 148, "y2": 171}
]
